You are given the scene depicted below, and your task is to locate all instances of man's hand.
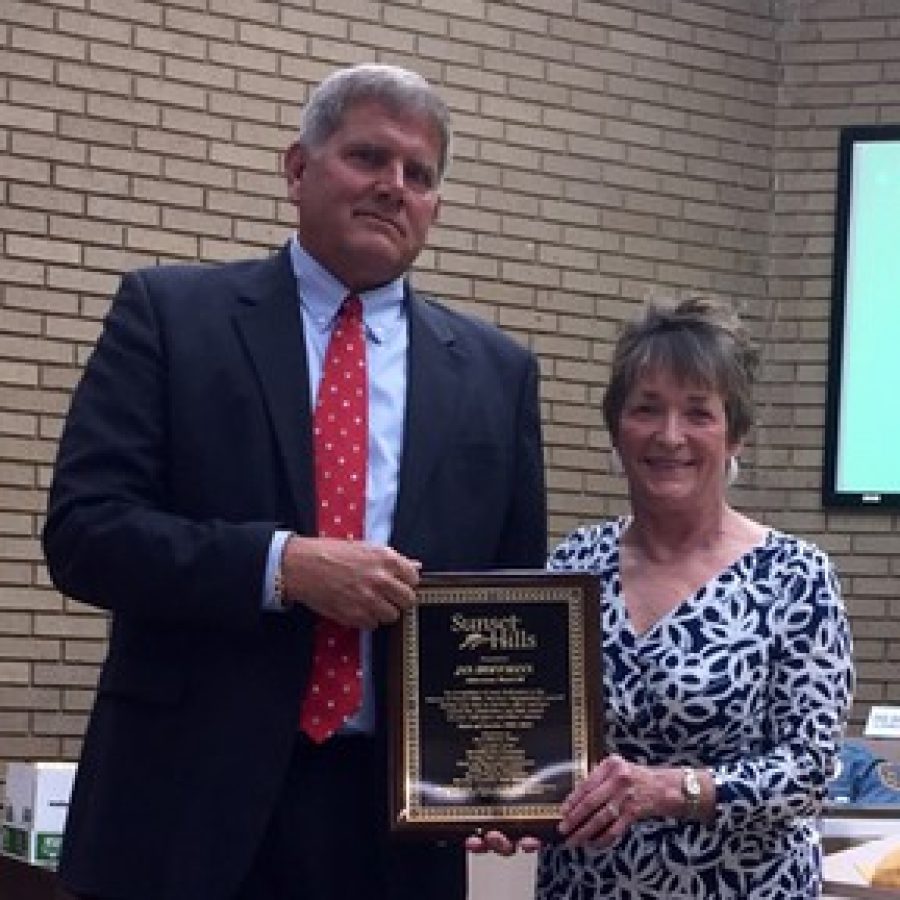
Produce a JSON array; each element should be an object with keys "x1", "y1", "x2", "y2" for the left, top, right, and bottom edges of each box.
[
  {"x1": 280, "y1": 535, "x2": 421, "y2": 629},
  {"x1": 465, "y1": 830, "x2": 541, "y2": 856}
]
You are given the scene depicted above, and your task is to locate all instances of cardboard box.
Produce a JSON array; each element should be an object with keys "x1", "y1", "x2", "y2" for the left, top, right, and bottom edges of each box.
[{"x1": 2, "y1": 762, "x2": 76, "y2": 866}]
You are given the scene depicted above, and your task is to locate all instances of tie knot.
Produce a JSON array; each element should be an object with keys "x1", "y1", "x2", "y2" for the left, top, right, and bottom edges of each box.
[{"x1": 341, "y1": 294, "x2": 363, "y2": 323}]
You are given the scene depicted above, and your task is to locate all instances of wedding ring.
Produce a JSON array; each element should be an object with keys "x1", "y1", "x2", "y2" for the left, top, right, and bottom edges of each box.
[{"x1": 606, "y1": 800, "x2": 620, "y2": 819}]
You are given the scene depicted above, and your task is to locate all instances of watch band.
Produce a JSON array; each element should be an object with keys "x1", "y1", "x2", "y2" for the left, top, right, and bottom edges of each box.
[{"x1": 681, "y1": 766, "x2": 702, "y2": 819}]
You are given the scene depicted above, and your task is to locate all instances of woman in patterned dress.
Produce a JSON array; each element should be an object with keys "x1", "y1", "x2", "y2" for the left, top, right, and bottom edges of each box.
[{"x1": 471, "y1": 295, "x2": 854, "y2": 899}]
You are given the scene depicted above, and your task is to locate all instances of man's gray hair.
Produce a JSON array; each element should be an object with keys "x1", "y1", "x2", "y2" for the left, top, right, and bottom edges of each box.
[{"x1": 299, "y1": 63, "x2": 453, "y2": 180}]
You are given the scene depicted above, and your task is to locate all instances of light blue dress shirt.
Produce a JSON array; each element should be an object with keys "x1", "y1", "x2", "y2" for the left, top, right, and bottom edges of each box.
[{"x1": 263, "y1": 236, "x2": 408, "y2": 733}]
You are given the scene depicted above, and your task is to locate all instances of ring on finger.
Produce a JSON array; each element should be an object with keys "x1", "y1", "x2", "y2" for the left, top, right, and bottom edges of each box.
[{"x1": 606, "y1": 800, "x2": 620, "y2": 819}]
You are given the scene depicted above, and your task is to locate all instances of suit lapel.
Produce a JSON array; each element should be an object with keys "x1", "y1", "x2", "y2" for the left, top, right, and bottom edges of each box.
[
  {"x1": 390, "y1": 287, "x2": 463, "y2": 550},
  {"x1": 230, "y1": 244, "x2": 317, "y2": 535}
]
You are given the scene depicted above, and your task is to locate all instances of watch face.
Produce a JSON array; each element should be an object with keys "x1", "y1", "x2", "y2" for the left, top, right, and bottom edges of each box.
[{"x1": 683, "y1": 768, "x2": 701, "y2": 801}]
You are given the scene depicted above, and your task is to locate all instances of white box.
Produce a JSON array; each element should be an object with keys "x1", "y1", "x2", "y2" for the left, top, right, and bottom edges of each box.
[{"x1": 2, "y1": 761, "x2": 76, "y2": 866}]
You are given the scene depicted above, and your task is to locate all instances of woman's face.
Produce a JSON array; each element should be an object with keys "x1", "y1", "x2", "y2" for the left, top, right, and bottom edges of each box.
[{"x1": 615, "y1": 366, "x2": 740, "y2": 512}]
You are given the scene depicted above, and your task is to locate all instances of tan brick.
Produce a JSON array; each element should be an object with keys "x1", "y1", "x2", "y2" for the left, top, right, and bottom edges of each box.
[
  {"x1": 208, "y1": 0, "x2": 278, "y2": 24},
  {"x1": 0, "y1": 362, "x2": 39, "y2": 388},
  {"x1": 305, "y1": 37, "x2": 366, "y2": 66},
  {"x1": 2, "y1": 0, "x2": 54, "y2": 28},
  {"x1": 137, "y1": 127, "x2": 207, "y2": 161},
  {"x1": 0, "y1": 460, "x2": 36, "y2": 488},
  {"x1": 135, "y1": 25, "x2": 205, "y2": 60},
  {"x1": 500, "y1": 261, "x2": 560, "y2": 289},
  {"x1": 303, "y1": 0, "x2": 380, "y2": 20},
  {"x1": 349, "y1": 21, "x2": 417, "y2": 53},
  {"x1": 0, "y1": 204, "x2": 48, "y2": 236},
  {"x1": 0, "y1": 102, "x2": 55, "y2": 133},
  {"x1": 40, "y1": 366, "x2": 82, "y2": 392},
  {"x1": 33, "y1": 662, "x2": 100, "y2": 688},
  {"x1": 126, "y1": 227, "x2": 198, "y2": 258},
  {"x1": 164, "y1": 57, "x2": 236, "y2": 90},
  {"x1": 0, "y1": 686, "x2": 61, "y2": 710},
  {"x1": 539, "y1": 198, "x2": 596, "y2": 226},
  {"x1": 206, "y1": 188, "x2": 277, "y2": 221},
  {"x1": 0, "y1": 49, "x2": 53, "y2": 83},
  {"x1": 58, "y1": 11, "x2": 131, "y2": 43},
  {"x1": 539, "y1": 243, "x2": 597, "y2": 271},
  {"x1": 11, "y1": 26, "x2": 86, "y2": 61},
  {"x1": 503, "y1": 168, "x2": 562, "y2": 198},
  {"x1": 0, "y1": 532, "x2": 41, "y2": 561},
  {"x1": 162, "y1": 207, "x2": 232, "y2": 239},
  {"x1": 208, "y1": 89, "x2": 280, "y2": 125},
  {"x1": 1, "y1": 735, "x2": 65, "y2": 757},
  {"x1": 238, "y1": 69, "x2": 307, "y2": 104},
  {"x1": 87, "y1": 93, "x2": 159, "y2": 126},
  {"x1": 34, "y1": 614, "x2": 106, "y2": 639},
  {"x1": 0, "y1": 257, "x2": 45, "y2": 286},
  {"x1": 209, "y1": 40, "x2": 279, "y2": 75},
  {"x1": 234, "y1": 120, "x2": 295, "y2": 151},
  {"x1": 209, "y1": 141, "x2": 279, "y2": 173},
  {"x1": 199, "y1": 237, "x2": 272, "y2": 262},
  {"x1": 31, "y1": 711, "x2": 89, "y2": 737},
  {"x1": 129, "y1": 167, "x2": 198, "y2": 204},
  {"x1": 43, "y1": 315, "x2": 102, "y2": 344},
  {"x1": 280, "y1": 8, "x2": 349, "y2": 40},
  {"x1": 135, "y1": 77, "x2": 207, "y2": 112},
  {"x1": 54, "y1": 163, "x2": 128, "y2": 196},
  {"x1": 58, "y1": 112, "x2": 133, "y2": 146},
  {"x1": 164, "y1": 7, "x2": 236, "y2": 40},
  {"x1": 233, "y1": 218, "x2": 286, "y2": 245},
  {"x1": 89, "y1": 0, "x2": 162, "y2": 26},
  {"x1": 448, "y1": 16, "x2": 510, "y2": 49},
  {"x1": 65, "y1": 641, "x2": 107, "y2": 665},
  {"x1": 87, "y1": 194, "x2": 159, "y2": 227},
  {"x1": 0, "y1": 405, "x2": 37, "y2": 438},
  {"x1": 162, "y1": 158, "x2": 233, "y2": 190},
  {"x1": 235, "y1": 169, "x2": 285, "y2": 199},
  {"x1": 46, "y1": 265, "x2": 119, "y2": 296}
]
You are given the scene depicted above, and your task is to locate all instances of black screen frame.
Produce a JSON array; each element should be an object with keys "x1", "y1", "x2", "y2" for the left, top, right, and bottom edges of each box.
[{"x1": 822, "y1": 123, "x2": 900, "y2": 508}]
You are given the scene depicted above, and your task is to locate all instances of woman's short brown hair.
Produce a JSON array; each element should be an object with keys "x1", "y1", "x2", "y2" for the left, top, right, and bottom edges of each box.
[{"x1": 602, "y1": 294, "x2": 760, "y2": 444}]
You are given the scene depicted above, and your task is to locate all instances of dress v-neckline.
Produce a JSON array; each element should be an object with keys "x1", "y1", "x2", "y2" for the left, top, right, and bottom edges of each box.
[{"x1": 611, "y1": 518, "x2": 774, "y2": 639}]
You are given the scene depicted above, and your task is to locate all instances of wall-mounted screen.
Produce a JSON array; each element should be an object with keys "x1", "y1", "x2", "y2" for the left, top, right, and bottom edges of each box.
[{"x1": 823, "y1": 124, "x2": 900, "y2": 508}]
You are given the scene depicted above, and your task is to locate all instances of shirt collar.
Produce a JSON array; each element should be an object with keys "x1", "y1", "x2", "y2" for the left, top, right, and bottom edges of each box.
[{"x1": 288, "y1": 235, "x2": 406, "y2": 342}]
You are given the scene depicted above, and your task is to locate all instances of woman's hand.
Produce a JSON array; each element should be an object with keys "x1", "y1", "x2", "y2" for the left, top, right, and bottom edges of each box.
[{"x1": 559, "y1": 754, "x2": 683, "y2": 848}]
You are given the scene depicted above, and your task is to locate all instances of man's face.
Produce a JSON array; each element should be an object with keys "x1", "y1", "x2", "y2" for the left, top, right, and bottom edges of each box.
[{"x1": 285, "y1": 100, "x2": 443, "y2": 292}]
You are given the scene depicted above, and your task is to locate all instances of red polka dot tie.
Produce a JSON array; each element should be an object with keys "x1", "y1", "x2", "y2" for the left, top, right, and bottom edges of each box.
[{"x1": 299, "y1": 295, "x2": 366, "y2": 743}]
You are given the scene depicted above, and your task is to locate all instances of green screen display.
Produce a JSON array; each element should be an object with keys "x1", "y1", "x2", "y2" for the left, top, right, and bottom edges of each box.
[{"x1": 825, "y1": 127, "x2": 900, "y2": 506}]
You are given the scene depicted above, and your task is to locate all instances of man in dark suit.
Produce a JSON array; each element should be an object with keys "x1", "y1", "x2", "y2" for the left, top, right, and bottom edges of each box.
[{"x1": 42, "y1": 64, "x2": 547, "y2": 900}]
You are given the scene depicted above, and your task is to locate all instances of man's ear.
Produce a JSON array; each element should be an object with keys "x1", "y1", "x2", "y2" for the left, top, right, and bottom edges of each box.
[{"x1": 284, "y1": 142, "x2": 307, "y2": 198}]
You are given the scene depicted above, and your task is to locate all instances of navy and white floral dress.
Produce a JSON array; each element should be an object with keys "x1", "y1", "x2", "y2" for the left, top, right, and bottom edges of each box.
[{"x1": 538, "y1": 517, "x2": 854, "y2": 900}]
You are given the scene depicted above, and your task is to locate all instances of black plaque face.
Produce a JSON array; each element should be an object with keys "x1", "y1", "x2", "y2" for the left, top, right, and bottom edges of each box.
[{"x1": 388, "y1": 571, "x2": 602, "y2": 838}]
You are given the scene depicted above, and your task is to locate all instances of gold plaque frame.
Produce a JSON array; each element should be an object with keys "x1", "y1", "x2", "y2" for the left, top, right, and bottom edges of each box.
[{"x1": 388, "y1": 570, "x2": 602, "y2": 838}]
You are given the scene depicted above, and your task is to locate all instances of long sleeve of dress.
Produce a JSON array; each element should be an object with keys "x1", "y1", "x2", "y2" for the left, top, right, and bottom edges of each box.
[{"x1": 711, "y1": 545, "x2": 854, "y2": 832}]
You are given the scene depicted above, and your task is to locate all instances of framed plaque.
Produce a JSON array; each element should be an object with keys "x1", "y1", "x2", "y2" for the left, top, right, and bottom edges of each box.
[{"x1": 388, "y1": 570, "x2": 602, "y2": 838}]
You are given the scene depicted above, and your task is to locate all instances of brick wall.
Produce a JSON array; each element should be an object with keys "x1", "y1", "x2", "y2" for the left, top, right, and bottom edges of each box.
[
  {"x1": 771, "y1": 0, "x2": 900, "y2": 729},
  {"x1": 1, "y1": 0, "x2": 897, "y2": 774}
]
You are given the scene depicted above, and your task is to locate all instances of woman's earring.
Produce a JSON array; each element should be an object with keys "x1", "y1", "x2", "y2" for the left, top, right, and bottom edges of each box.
[
  {"x1": 726, "y1": 455, "x2": 739, "y2": 486},
  {"x1": 610, "y1": 447, "x2": 623, "y2": 476}
]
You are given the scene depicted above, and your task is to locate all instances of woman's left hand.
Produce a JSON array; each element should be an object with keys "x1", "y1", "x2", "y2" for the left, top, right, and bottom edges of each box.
[{"x1": 559, "y1": 754, "x2": 679, "y2": 848}]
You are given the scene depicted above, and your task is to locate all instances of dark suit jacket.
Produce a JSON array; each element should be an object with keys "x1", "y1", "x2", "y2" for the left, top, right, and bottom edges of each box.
[{"x1": 43, "y1": 244, "x2": 547, "y2": 900}]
